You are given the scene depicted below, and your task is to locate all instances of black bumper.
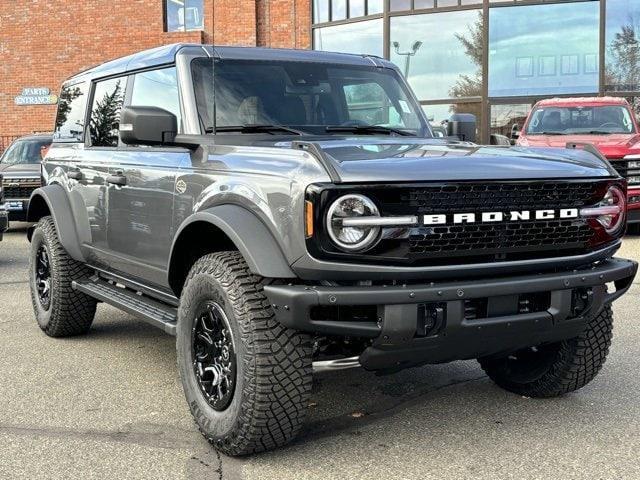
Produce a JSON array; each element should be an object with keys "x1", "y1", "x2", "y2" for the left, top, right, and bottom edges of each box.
[
  {"x1": 628, "y1": 208, "x2": 640, "y2": 224},
  {"x1": 0, "y1": 210, "x2": 7, "y2": 240},
  {"x1": 1, "y1": 199, "x2": 29, "y2": 222},
  {"x1": 264, "y1": 258, "x2": 637, "y2": 371}
]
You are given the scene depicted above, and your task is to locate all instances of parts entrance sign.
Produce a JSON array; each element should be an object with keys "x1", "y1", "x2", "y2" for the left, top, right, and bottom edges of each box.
[{"x1": 14, "y1": 87, "x2": 58, "y2": 106}]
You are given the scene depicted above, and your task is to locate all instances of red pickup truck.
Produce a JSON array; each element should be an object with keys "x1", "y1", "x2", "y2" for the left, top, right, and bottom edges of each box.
[{"x1": 516, "y1": 97, "x2": 640, "y2": 229}]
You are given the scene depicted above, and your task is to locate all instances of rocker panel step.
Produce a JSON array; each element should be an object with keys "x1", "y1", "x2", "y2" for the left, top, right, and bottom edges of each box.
[{"x1": 73, "y1": 278, "x2": 177, "y2": 335}]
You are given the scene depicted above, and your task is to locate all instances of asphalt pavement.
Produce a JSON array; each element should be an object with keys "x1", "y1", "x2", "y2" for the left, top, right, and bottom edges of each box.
[{"x1": 1, "y1": 223, "x2": 640, "y2": 480}]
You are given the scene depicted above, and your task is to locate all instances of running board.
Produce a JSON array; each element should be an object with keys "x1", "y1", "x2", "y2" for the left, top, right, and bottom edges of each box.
[{"x1": 72, "y1": 278, "x2": 177, "y2": 335}]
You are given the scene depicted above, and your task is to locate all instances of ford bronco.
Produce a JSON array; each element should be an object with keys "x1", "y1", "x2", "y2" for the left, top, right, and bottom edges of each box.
[{"x1": 27, "y1": 44, "x2": 637, "y2": 455}]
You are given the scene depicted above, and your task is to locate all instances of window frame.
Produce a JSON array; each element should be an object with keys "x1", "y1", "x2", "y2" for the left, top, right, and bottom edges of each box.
[
  {"x1": 164, "y1": 0, "x2": 204, "y2": 32},
  {"x1": 52, "y1": 79, "x2": 90, "y2": 144}
]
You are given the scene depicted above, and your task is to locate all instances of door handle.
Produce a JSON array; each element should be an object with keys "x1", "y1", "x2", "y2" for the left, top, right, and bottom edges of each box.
[
  {"x1": 106, "y1": 173, "x2": 127, "y2": 186},
  {"x1": 68, "y1": 170, "x2": 83, "y2": 181}
]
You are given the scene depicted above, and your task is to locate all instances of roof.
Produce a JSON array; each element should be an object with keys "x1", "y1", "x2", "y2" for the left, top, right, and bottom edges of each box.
[
  {"x1": 534, "y1": 97, "x2": 630, "y2": 107},
  {"x1": 15, "y1": 134, "x2": 53, "y2": 142},
  {"x1": 68, "y1": 43, "x2": 394, "y2": 82}
]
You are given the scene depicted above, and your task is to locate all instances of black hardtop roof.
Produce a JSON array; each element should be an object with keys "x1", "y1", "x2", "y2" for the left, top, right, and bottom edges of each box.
[{"x1": 66, "y1": 43, "x2": 394, "y2": 83}]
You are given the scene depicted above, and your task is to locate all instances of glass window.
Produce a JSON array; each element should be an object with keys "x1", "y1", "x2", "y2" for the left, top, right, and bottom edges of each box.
[
  {"x1": 131, "y1": 68, "x2": 182, "y2": 130},
  {"x1": 332, "y1": 0, "x2": 347, "y2": 20},
  {"x1": 191, "y1": 58, "x2": 426, "y2": 134},
  {"x1": 314, "y1": 0, "x2": 329, "y2": 23},
  {"x1": 54, "y1": 81, "x2": 89, "y2": 142},
  {"x1": 489, "y1": 2, "x2": 599, "y2": 97},
  {"x1": 391, "y1": 10, "x2": 483, "y2": 101},
  {"x1": 165, "y1": 0, "x2": 203, "y2": 32},
  {"x1": 0, "y1": 138, "x2": 51, "y2": 165},
  {"x1": 524, "y1": 105, "x2": 636, "y2": 135},
  {"x1": 367, "y1": 0, "x2": 383, "y2": 14},
  {"x1": 490, "y1": 103, "x2": 532, "y2": 143},
  {"x1": 314, "y1": 19, "x2": 383, "y2": 57},
  {"x1": 390, "y1": 0, "x2": 411, "y2": 11},
  {"x1": 349, "y1": 0, "x2": 365, "y2": 18},
  {"x1": 605, "y1": 0, "x2": 640, "y2": 91},
  {"x1": 414, "y1": 0, "x2": 434, "y2": 8},
  {"x1": 438, "y1": 0, "x2": 459, "y2": 6},
  {"x1": 88, "y1": 77, "x2": 125, "y2": 148}
]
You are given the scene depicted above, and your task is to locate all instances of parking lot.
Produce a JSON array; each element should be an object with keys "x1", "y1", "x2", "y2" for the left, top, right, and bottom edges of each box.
[{"x1": 0, "y1": 224, "x2": 639, "y2": 480}]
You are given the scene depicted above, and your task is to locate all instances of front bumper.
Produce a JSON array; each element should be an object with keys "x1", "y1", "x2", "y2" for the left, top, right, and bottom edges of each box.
[
  {"x1": 0, "y1": 199, "x2": 29, "y2": 221},
  {"x1": 265, "y1": 258, "x2": 637, "y2": 371}
]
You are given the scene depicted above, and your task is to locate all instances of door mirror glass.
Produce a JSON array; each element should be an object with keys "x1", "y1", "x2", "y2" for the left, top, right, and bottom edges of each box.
[
  {"x1": 119, "y1": 106, "x2": 177, "y2": 146},
  {"x1": 511, "y1": 123, "x2": 521, "y2": 139}
]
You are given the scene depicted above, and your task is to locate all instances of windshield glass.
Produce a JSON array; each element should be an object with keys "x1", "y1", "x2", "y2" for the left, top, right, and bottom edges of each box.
[
  {"x1": 191, "y1": 58, "x2": 428, "y2": 136},
  {"x1": 0, "y1": 139, "x2": 50, "y2": 165},
  {"x1": 525, "y1": 105, "x2": 636, "y2": 135}
]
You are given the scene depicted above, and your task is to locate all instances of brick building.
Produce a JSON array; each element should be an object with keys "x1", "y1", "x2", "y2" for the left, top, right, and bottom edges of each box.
[{"x1": 0, "y1": 0, "x2": 311, "y2": 145}]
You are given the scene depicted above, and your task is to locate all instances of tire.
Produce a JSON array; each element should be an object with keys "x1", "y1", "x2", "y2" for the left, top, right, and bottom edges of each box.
[
  {"x1": 176, "y1": 251, "x2": 313, "y2": 456},
  {"x1": 29, "y1": 216, "x2": 97, "y2": 337},
  {"x1": 479, "y1": 306, "x2": 614, "y2": 398}
]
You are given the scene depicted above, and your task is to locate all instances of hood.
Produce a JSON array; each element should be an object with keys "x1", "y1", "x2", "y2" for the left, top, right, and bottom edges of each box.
[
  {"x1": 520, "y1": 133, "x2": 640, "y2": 159},
  {"x1": 299, "y1": 139, "x2": 617, "y2": 183},
  {"x1": 0, "y1": 163, "x2": 41, "y2": 177}
]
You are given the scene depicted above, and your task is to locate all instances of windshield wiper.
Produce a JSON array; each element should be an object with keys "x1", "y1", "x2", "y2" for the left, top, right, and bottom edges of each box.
[
  {"x1": 535, "y1": 131, "x2": 566, "y2": 136},
  {"x1": 584, "y1": 130, "x2": 615, "y2": 135},
  {"x1": 325, "y1": 125, "x2": 416, "y2": 137},
  {"x1": 214, "y1": 124, "x2": 306, "y2": 135}
]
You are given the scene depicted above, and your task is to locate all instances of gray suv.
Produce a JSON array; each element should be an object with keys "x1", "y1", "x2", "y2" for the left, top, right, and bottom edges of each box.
[{"x1": 27, "y1": 44, "x2": 637, "y2": 455}]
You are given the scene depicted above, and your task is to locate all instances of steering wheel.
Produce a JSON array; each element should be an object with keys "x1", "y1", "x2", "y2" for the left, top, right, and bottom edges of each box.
[{"x1": 598, "y1": 122, "x2": 618, "y2": 129}]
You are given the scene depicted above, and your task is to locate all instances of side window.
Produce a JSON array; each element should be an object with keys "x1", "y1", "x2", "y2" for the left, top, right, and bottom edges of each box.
[
  {"x1": 89, "y1": 77, "x2": 126, "y2": 147},
  {"x1": 131, "y1": 67, "x2": 182, "y2": 130},
  {"x1": 54, "y1": 81, "x2": 89, "y2": 142},
  {"x1": 343, "y1": 82, "x2": 404, "y2": 127}
]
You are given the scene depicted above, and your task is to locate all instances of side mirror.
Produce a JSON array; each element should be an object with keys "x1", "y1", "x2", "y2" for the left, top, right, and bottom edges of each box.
[
  {"x1": 119, "y1": 106, "x2": 177, "y2": 146},
  {"x1": 511, "y1": 123, "x2": 521, "y2": 140},
  {"x1": 447, "y1": 113, "x2": 476, "y2": 143}
]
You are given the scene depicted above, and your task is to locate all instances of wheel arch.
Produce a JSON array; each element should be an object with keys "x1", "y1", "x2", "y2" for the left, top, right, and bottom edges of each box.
[
  {"x1": 168, "y1": 205, "x2": 296, "y2": 296},
  {"x1": 26, "y1": 185, "x2": 85, "y2": 262}
]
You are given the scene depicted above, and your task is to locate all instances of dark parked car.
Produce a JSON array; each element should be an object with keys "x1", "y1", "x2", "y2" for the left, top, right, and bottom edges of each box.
[
  {"x1": 0, "y1": 134, "x2": 50, "y2": 221},
  {"x1": 26, "y1": 44, "x2": 637, "y2": 456}
]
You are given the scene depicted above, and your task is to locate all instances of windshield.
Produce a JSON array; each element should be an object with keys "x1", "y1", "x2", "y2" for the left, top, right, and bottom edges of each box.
[
  {"x1": 525, "y1": 105, "x2": 636, "y2": 135},
  {"x1": 191, "y1": 58, "x2": 428, "y2": 136},
  {"x1": 0, "y1": 138, "x2": 50, "y2": 165}
]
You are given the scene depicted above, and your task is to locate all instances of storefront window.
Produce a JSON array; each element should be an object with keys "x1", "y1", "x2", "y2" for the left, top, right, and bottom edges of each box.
[
  {"x1": 313, "y1": 0, "x2": 329, "y2": 23},
  {"x1": 605, "y1": 0, "x2": 640, "y2": 92},
  {"x1": 367, "y1": 0, "x2": 383, "y2": 14},
  {"x1": 488, "y1": 2, "x2": 599, "y2": 97},
  {"x1": 165, "y1": 0, "x2": 204, "y2": 32},
  {"x1": 314, "y1": 19, "x2": 383, "y2": 57},
  {"x1": 490, "y1": 103, "x2": 532, "y2": 144},
  {"x1": 332, "y1": 0, "x2": 347, "y2": 21},
  {"x1": 390, "y1": 10, "x2": 482, "y2": 101},
  {"x1": 350, "y1": 0, "x2": 365, "y2": 18}
]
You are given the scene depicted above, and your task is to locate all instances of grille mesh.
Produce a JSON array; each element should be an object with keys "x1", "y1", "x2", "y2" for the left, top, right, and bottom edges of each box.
[{"x1": 2, "y1": 178, "x2": 40, "y2": 199}]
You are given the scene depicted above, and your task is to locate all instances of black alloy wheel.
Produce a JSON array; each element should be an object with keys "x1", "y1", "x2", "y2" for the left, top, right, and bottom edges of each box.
[
  {"x1": 35, "y1": 243, "x2": 52, "y2": 310},
  {"x1": 192, "y1": 301, "x2": 237, "y2": 411}
]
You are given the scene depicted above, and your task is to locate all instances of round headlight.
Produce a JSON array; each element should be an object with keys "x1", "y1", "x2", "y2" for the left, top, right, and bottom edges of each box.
[
  {"x1": 326, "y1": 194, "x2": 380, "y2": 252},
  {"x1": 598, "y1": 185, "x2": 626, "y2": 233}
]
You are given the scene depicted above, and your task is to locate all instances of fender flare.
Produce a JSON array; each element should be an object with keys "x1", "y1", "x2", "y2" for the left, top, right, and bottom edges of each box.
[
  {"x1": 27, "y1": 185, "x2": 86, "y2": 262},
  {"x1": 169, "y1": 204, "x2": 296, "y2": 280}
]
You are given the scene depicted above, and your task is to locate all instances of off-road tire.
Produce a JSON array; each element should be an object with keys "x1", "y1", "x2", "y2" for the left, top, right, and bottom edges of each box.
[
  {"x1": 29, "y1": 216, "x2": 97, "y2": 337},
  {"x1": 176, "y1": 251, "x2": 313, "y2": 456},
  {"x1": 479, "y1": 306, "x2": 614, "y2": 397}
]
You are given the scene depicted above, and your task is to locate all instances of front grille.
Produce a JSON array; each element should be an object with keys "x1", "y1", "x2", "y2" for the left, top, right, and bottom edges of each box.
[
  {"x1": 2, "y1": 177, "x2": 40, "y2": 199},
  {"x1": 398, "y1": 182, "x2": 597, "y2": 213},
  {"x1": 310, "y1": 180, "x2": 618, "y2": 267},
  {"x1": 610, "y1": 161, "x2": 628, "y2": 178},
  {"x1": 408, "y1": 219, "x2": 592, "y2": 257}
]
